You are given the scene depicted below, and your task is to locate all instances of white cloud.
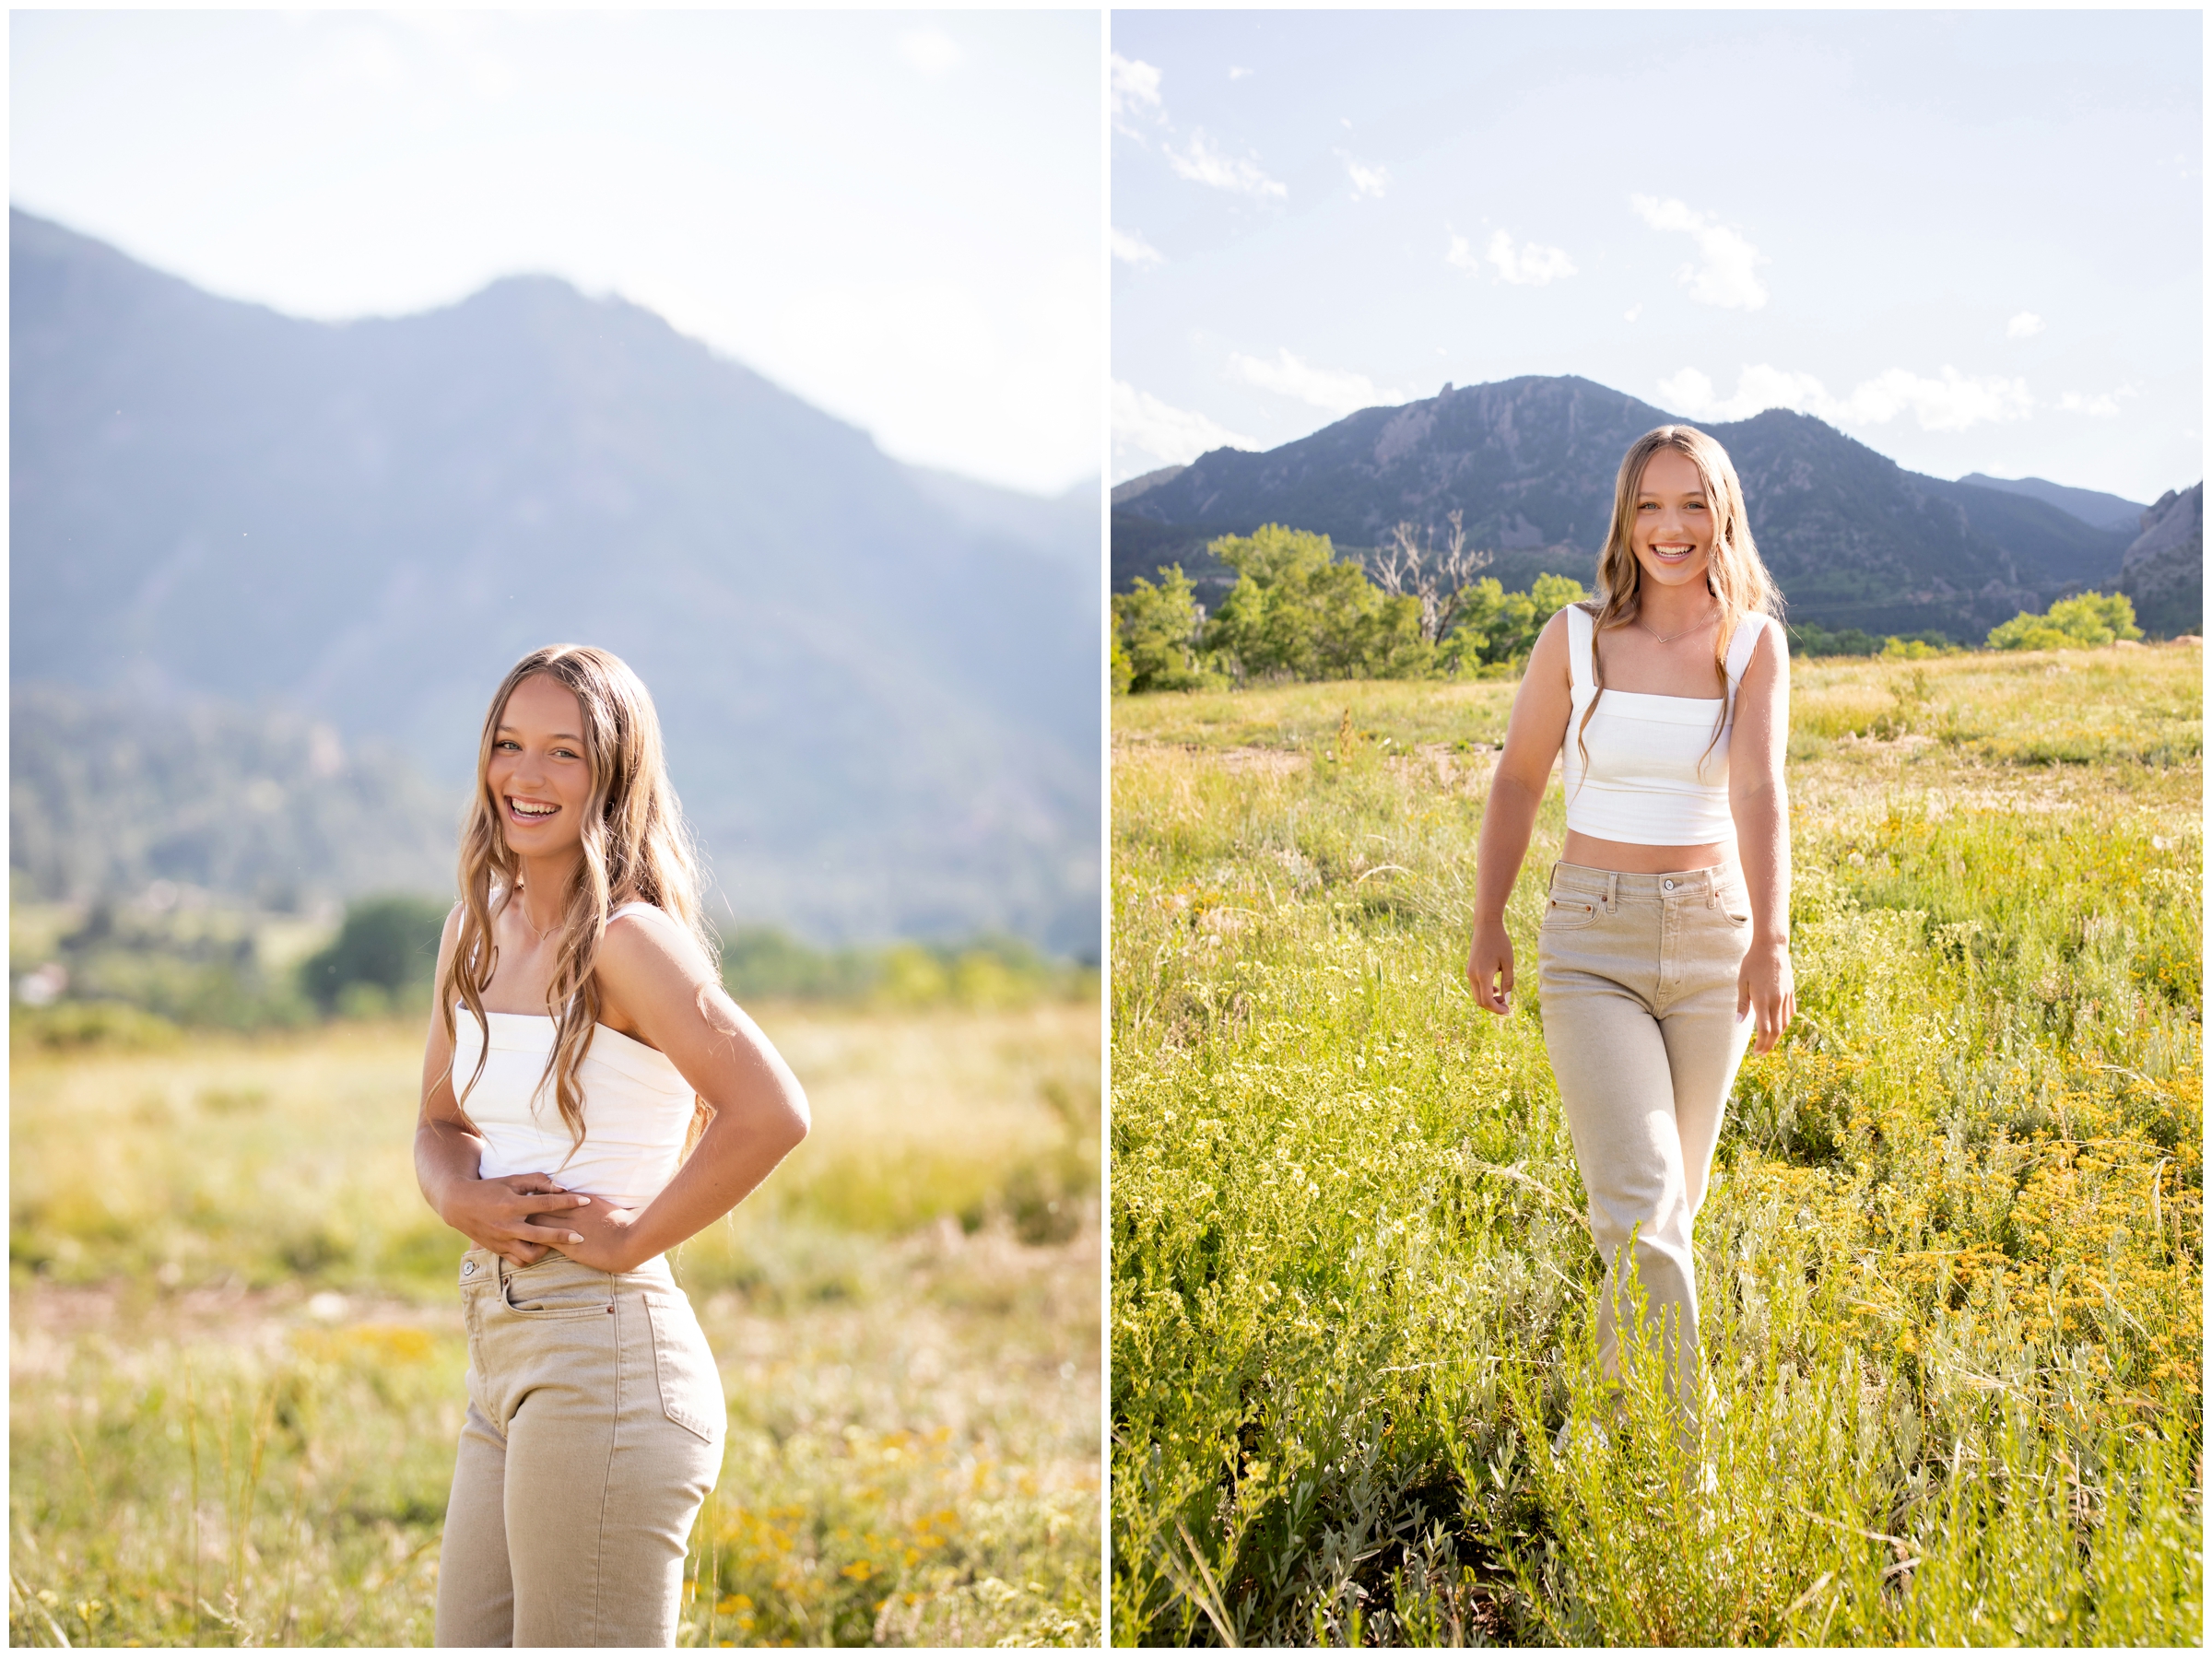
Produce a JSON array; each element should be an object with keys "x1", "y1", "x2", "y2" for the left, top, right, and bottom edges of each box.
[
  {"x1": 1229, "y1": 65, "x2": 1253, "y2": 81},
  {"x1": 1169, "y1": 131, "x2": 1287, "y2": 201},
  {"x1": 1659, "y1": 362, "x2": 2036, "y2": 432},
  {"x1": 1112, "y1": 381, "x2": 1258, "y2": 473},
  {"x1": 1111, "y1": 225, "x2": 1164, "y2": 268},
  {"x1": 1226, "y1": 347, "x2": 1403, "y2": 417},
  {"x1": 2056, "y1": 389, "x2": 2123, "y2": 417},
  {"x1": 1630, "y1": 194, "x2": 1768, "y2": 310},
  {"x1": 1341, "y1": 155, "x2": 1389, "y2": 198},
  {"x1": 1624, "y1": 303, "x2": 1642, "y2": 323},
  {"x1": 1486, "y1": 229, "x2": 1575, "y2": 287},
  {"x1": 1445, "y1": 229, "x2": 1574, "y2": 286},
  {"x1": 2007, "y1": 311, "x2": 2046, "y2": 339},
  {"x1": 898, "y1": 29, "x2": 960, "y2": 76},
  {"x1": 1838, "y1": 368, "x2": 2034, "y2": 430},
  {"x1": 1109, "y1": 53, "x2": 1161, "y2": 119}
]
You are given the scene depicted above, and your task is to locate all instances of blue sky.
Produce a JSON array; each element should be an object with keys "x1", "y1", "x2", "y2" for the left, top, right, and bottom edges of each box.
[
  {"x1": 1112, "y1": 11, "x2": 2202, "y2": 503},
  {"x1": 14, "y1": 10, "x2": 1101, "y2": 496}
]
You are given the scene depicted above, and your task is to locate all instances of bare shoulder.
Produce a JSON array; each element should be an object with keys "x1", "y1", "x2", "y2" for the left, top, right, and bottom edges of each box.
[
  {"x1": 597, "y1": 902, "x2": 716, "y2": 992},
  {"x1": 1525, "y1": 605, "x2": 1580, "y2": 678},
  {"x1": 1739, "y1": 614, "x2": 1789, "y2": 687}
]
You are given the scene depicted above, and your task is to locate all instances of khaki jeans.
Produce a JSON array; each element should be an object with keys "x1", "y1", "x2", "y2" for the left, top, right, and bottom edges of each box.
[
  {"x1": 434, "y1": 1248, "x2": 725, "y2": 1647},
  {"x1": 1536, "y1": 860, "x2": 1755, "y2": 1398}
]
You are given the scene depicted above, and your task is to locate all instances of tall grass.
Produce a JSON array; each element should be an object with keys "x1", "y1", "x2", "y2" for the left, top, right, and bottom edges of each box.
[
  {"x1": 11, "y1": 1004, "x2": 1101, "y2": 1646},
  {"x1": 1110, "y1": 643, "x2": 2201, "y2": 1645}
]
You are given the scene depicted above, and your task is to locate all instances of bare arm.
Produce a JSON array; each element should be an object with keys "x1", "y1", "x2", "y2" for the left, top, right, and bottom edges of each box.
[
  {"x1": 1465, "y1": 610, "x2": 1576, "y2": 1014},
  {"x1": 538, "y1": 912, "x2": 810, "y2": 1275},
  {"x1": 414, "y1": 903, "x2": 594, "y2": 1266},
  {"x1": 1728, "y1": 623, "x2": 1794, "y2": 1052}
]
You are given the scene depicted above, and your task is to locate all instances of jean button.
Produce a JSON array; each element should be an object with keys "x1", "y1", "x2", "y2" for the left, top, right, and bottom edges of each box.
[
  {"x1": 1663, "y1": 878, "x2": 1676, "y2": 890},
  {"x1": 463, "y1": 1260, "x2": 477, "y2": 1275}
]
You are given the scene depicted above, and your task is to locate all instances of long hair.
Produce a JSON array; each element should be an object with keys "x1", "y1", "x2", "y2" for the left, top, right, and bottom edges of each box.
[
  {"x1": 438, "y1": 644, "x2": 715, "y2": 1152},
  {"x1": 1575, "y1": 425, "x2": 1779, "y2": 776}
]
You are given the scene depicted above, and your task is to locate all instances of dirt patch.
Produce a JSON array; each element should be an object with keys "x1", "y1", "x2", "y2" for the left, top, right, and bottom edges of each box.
[
  {"x1": 1218, "y1": 746, "x2": 1311, "y2": 777},
  {"x1": 1394, "y1": 743, "x2": 1497, "y2": 795}
]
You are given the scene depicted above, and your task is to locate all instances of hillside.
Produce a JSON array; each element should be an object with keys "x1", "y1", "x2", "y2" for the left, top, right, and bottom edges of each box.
[
  {"x1": 1957, "y1": 473, "x2": 2147, "y2": 534},
  {"x1": 11, "y1": 208, "x2": 1100, "y2": 952},
  {"x1": 2116, "y1": 484, "x2": 2204, "y2": 638},
  {"x1": 1113, "y1": 374, "x2": 2145, "y2": 640}
]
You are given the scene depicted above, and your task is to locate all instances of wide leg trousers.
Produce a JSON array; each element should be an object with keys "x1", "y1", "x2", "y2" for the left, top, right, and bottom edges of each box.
[
  {"x1": 434, "y1": 1248, "x2": 725, "y2": 1647},
  {"x1": 1536, "y1": 860, "x2": 1757, "y2": 1398}
]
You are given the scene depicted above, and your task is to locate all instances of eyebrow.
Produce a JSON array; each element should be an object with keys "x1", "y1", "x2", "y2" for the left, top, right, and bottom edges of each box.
[{"x1": 496, "y1": 723, "x2": 584, "y2": 742}]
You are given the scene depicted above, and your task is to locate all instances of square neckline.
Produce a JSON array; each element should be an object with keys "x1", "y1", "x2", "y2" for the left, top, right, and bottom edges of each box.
[{"x1": 1567, "y1": 605, "x2": 1765, "y2": 706}]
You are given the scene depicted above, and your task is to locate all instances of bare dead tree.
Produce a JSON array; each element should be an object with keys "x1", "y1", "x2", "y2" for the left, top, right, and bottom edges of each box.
[{"x1": 1374, "y1": 510, "x2": 1491, "y2": 642}]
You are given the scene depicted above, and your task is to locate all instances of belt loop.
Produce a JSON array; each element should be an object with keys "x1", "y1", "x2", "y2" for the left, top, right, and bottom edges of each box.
[
  {"x1": 1706, "y1": 868, "x2": 1718, "y2": 910},
  {"x1": 1546, "y1": 858, "x2": 1560, "y2": 894},
  {"x1": 1604, "y1": 872, "x2": 1618, "y2": 914}
]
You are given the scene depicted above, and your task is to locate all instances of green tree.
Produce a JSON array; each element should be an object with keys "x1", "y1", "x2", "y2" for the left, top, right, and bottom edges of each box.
[
  {"x1": 1112, "y1": 564, "x2": 1218, "y2": 692},
  {"x1": 1206, "y1": 524, "x2": 1435, "y2": 682},
  {"x1": 1988, "y1": 591, "x2": 2143, "y2": 651},
  {"x1": 300, "y1": 894, "x2": 453, "y2": 1014},
  {"x1": 1439, "y1": 573, "x2": 1587, "y2": 672}
]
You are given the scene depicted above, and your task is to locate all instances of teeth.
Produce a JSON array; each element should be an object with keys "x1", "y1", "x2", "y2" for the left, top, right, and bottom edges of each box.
[{"x1": 511, "y1": 801, "x2": 557, "y2": 817}]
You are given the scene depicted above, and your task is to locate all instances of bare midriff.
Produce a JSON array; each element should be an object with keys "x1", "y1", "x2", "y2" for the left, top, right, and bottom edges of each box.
[{"x1": 1560, "y1": 829, "x2": 1732, "y2": 876}]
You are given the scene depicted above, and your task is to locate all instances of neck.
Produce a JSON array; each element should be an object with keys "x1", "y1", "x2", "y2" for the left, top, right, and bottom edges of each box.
[
  {"x1": 512, "y1": 852, "x2": 582, "y2": 934},
  {"x1": 1637, "y1": 582, "x2": 1717, "y2": 633}
]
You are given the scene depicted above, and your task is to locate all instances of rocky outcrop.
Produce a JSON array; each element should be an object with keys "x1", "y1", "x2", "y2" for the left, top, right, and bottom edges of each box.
[{"x1": 2116, "y1": 484, "x2": 2204, "y2": 637}]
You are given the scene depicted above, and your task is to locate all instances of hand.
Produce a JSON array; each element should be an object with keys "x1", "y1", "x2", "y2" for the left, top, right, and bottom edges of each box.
[
  {"x1": 528, "y1": 1195, "x2": 644, "y2": 1274},
  {"x1": 1737, "y1": 937, "x2": 1796, "y2": 1055},
  {"x1": 1466, "y1": 919, "x2": 1515, "y2": 1016},
  {"x1": 441, "y1": 1172, "x2": 593, "y2": 1268}
]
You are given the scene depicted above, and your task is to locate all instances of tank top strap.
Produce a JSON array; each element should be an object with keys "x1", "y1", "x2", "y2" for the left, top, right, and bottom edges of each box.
[
  {"x1": 1724, "y1": 613, "x2": 1768, "y2": 687},
  {"x1": 1564, "y1": 604, "x2": 1596, "y2": 698},
  {"x1": 607, "y1": 901, "x2": 663, "y2": 924}
]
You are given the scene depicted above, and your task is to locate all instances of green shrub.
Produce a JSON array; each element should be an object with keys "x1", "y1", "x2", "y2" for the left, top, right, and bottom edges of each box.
[
  {"x1": 1989, "y1": 591, "x2": 2143, "y2": 651},
  {"x1": 298, "y1": 894, "x2": 452, "y2": 1013}
]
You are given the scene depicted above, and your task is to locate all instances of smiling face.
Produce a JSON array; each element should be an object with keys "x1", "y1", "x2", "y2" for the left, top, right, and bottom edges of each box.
[
  {"x1": 485, "y1": 673, "x2": 593, "y2": 861},
  {"x1": 1631, "y1": 446, "x2": 1716, "y2": 595}
]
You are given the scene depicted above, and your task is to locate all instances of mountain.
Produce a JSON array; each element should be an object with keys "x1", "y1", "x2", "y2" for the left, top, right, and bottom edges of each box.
[
  {"x1": 1957, "y1": 474, "x2": 2148, "y2": 534},
  {"x1": 2116, "y1": 485, "x2": 2204, "y2": 638},
  {"x1": 11, "y1": 208, "x2": 1100, "y2": 954},
  {"x1": 1113, "y1": 374, "x2": 2146, "y2": 640}
]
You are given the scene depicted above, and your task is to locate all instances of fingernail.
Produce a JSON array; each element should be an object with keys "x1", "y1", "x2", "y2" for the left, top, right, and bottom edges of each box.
[
  {"x1": 577, "y1": 1197, "x2": 591, "y2": 1205},
  {"x1": 570, "y1": 1234, "x2": 584, "y2": 1243}
]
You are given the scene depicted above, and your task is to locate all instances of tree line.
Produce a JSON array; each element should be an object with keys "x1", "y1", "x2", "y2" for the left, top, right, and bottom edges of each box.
[{"x1": 1113, "y1": 522, "x2": 2154, "y2": 694}]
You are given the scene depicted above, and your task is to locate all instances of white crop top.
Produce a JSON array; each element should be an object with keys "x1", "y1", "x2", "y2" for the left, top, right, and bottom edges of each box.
[
  {"x1": 1560, "y1": 605, "x2": 1770, "y2": 845},
  {"x1": 452, "y1": 902, "x2": 698, "y2": 1210}
]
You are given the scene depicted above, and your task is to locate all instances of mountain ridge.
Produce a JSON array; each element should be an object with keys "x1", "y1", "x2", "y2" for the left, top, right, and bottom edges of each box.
[
  {"x1": 12, "y1": 207, "x2": 1101, "y2": 951},
  {"x1": 1115, "y1": 374, "x2": 2163, "y2": 639}
]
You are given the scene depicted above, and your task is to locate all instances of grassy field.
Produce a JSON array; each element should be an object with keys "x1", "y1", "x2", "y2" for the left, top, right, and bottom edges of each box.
[
  {"x1": 10, "y1": 1002, "x2": 1102, "y2": 1646},
  {"x1": 1111, "y1": 644, "x2": 2201, "y2": 1645}
]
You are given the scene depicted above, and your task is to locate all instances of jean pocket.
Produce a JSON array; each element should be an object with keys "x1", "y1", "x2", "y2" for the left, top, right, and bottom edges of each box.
[
  {"x1": 500, "y1": 1260, "x2": 613, "y2": 1315},
  {"x1": 645, "y1": 1297, "x2": 725, "y2": 1444},
  {"x1": 1541, "y1": 895, "x2": 1599, "y2": 931}
]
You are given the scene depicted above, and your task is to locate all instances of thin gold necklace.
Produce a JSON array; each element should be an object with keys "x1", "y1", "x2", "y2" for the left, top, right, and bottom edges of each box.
[
  {"x1": 1636, "y1": 605, "x2": 1719, "y2": 645},
  {"x1": 512, "y1": 887, "x2": 561, "y2": 942}
]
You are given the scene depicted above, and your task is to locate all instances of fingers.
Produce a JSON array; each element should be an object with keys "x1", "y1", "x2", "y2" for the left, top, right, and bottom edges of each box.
[
  {"x1": 505, "y1": 1172, "x2": 569, "y2": 1194},
  {"x1": 517, "y1": 1212, "x2": 588, "y2": 1239}
]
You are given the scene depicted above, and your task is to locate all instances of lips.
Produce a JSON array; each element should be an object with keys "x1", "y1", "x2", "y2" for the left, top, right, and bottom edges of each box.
[{"x1": 506, "y1": 796, "x2": 559, "y2": 823}]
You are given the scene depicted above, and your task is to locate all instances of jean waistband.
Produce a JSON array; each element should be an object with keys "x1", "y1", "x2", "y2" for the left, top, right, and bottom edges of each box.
[
  {"x1": 458, "y1": 1245, "x2": 674, "y2": 1291},
  {"x1": 1547, "y1": 857, "x2": 1741, "y2": 908}
]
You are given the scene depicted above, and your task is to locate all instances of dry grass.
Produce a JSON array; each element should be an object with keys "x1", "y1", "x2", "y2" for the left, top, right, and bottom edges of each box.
[{"x1": 10, "y1": 1003, "x2": 1102, "y2": 1646}]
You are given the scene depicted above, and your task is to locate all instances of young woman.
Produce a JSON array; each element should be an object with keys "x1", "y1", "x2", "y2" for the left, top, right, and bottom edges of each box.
[
  {"x1": 1465, "y1": 425, "x2": 1794, "y2": 1409},
  {"x1": 415, "y1": 644, "x2": 810, "y2": 1647}
]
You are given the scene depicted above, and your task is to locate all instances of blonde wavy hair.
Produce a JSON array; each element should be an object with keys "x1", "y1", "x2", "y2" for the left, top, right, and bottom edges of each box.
[
  {"x1": 439, "y1": 644, "x2": 715, "y2": 1152},
  {"x1": 1575, "y1": 425, "x2": 1780, "y2": 776}
]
